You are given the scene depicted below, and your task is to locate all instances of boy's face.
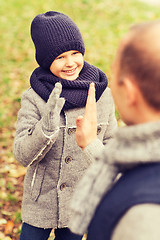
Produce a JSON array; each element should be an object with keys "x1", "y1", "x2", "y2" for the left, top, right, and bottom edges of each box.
[{"x1": 50, "y1": 50, "x2": 84, "y2": 81}]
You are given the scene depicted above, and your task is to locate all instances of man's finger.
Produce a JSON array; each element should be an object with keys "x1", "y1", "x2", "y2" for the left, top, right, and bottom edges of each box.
[{"x1": 85, "y1": 82, "x2": 96, "y2": 119}]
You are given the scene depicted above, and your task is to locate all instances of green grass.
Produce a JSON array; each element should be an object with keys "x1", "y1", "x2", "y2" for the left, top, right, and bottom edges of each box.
[{"x1": 0, "y1": 0, "x2": 160, "y2": 140}]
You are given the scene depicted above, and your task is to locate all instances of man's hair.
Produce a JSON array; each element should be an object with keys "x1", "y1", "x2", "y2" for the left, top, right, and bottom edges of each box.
[{"x1": 119, "y1": 21, "x2": 160, "y2": 110}]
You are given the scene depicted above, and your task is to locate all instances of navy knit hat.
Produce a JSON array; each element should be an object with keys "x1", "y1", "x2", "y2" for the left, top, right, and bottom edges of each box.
[{"x1": 31, "y1": 11, "x2": 85, "y2": 69}]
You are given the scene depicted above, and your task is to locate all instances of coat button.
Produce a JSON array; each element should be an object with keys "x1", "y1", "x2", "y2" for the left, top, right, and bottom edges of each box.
[
  {"x1": 65, "y1": 156, "x2": 72, "y2": 164},
  {"x1": 97, "y1": 126, "x2": 101, "y2": 135},
  {"x1": 68, "y1": 128, "x2": 76, "y2": 135},
  {"x1": 60, "y1": 183, "x2": 66, "y2": 191},
  {"x1": 28, "y1": 128, "x2": 33, "y2": 135}
]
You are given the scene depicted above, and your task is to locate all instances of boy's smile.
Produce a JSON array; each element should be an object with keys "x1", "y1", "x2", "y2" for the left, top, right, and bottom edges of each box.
[
  {"x1": 62, "y1": 67, "x2": 78, "y2": 76},
  {"x1": 50, "y1": 50, "x2": 84, "y2": 81}
]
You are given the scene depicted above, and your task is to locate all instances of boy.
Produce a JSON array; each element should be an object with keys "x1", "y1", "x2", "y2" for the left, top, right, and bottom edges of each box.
[{"x1": 13, "y1": 11, "x2": 117, "y2": 240}]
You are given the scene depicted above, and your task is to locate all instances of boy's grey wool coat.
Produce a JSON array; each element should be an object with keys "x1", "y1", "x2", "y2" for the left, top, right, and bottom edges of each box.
[{"x1": 13, "y1": 86, "x2": 117, "y2": 229}]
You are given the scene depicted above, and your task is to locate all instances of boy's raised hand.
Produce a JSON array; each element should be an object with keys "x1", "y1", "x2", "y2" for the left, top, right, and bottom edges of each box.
[
  {"x1": 42, "y1": 82, "x2": 65, "y2": 136},
  {"x1": 76, "y1": 83, "x2": 97, "y2": 150}
]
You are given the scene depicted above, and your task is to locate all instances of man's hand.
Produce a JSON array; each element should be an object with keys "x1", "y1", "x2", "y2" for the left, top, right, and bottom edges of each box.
[{"x1": 76, "y1": 82, "x2": 97, "y2": 150}]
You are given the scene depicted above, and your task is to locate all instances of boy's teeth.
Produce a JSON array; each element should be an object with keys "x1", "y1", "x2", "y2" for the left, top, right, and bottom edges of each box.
[{"x1": 65, "y1": 68, "x2": 75, "y2": 73}]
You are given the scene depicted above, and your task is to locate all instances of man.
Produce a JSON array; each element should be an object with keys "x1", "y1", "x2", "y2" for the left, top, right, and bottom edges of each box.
[{"x1": 69, "y1": 20, "x2": 160, "y2": 240}]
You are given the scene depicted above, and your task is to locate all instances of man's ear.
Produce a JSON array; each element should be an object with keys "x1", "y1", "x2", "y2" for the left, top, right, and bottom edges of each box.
[{"x1": 123, "y1": 77, "x2": 139, "y2": 106}]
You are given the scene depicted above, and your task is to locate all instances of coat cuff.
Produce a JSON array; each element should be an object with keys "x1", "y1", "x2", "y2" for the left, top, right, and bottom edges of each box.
[{"x1": 84, "y1": 138, "x2": 105, "y2": 162}]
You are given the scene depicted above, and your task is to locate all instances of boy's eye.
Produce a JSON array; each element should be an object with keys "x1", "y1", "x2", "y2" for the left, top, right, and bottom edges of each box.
[
  {"x1": 72, "y1": 51, "x2": 79, "y2": 55},
  {"x1": 56, "y1": 56, "x2": 63, "y2": 60}
]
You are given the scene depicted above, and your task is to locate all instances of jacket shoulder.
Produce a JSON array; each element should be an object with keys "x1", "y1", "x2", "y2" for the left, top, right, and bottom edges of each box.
[
  {"x1": 22, "y1": 87, "x2": 42, "y2": 100},
  {"x1": 96, "y1": 87, "x2": 115, "y2": 116},
  {"x1": 98, "y1": 87, "x2": 114, "y2": 104},
  {"x1": 112, "y1": 204, "x2": 160, "y2": 240},
  {"x1": 21, "y1": 87, "x2": 45, "y2": 106}
]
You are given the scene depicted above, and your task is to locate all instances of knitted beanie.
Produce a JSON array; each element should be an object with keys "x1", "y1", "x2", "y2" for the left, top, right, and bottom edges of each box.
[{"x1": 31, "y1": 11, "x2": 85, "y2": 69}]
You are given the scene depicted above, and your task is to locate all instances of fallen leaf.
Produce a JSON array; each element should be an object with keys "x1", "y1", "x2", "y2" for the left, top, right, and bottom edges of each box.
[
  {"x1": 9, "y1": 166, "x2": 26, "y2": 178},
  {"x1": 4, "y1": 220, "x2": 14, "y2": 235},
  {"x1": 1, "y1": 210, "x2": 13, "y2": 216},
  {"x1": 0, "y1": 218, "x2": 7, "y2": 225},
  {"x1": 0, "y1": 232, "x2": 5, "y2": 239}
]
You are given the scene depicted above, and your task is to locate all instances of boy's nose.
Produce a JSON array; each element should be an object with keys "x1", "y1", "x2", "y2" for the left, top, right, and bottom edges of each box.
[{"x1": 65, "y1": 56, "x2": 74, "y2": 67}]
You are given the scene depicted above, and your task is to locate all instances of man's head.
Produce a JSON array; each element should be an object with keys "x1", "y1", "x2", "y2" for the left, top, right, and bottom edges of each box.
[{"x1": 111, "y1": 20, "x2": 160, "y2": 125}]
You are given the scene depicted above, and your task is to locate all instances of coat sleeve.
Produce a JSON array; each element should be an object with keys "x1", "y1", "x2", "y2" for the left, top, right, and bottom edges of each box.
[{"x1": 13, "y1": 88, "x2": 59, "y2": 167}]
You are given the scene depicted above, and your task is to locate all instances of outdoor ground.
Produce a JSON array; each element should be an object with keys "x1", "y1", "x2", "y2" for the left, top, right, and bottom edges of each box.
[{"x1": 0, "y1": 0, "x2": 159, "y2": 239}]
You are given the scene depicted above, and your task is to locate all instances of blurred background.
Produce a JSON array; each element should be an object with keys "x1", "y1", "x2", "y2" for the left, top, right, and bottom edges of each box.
[{"x1": 0, "y1": 0, "x2": 159, "y2": 239}]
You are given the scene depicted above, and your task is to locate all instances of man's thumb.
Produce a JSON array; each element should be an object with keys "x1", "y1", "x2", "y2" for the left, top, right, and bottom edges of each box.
[{"x1": 76, "y1": 116, "x2": 84, "y2": 128}]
